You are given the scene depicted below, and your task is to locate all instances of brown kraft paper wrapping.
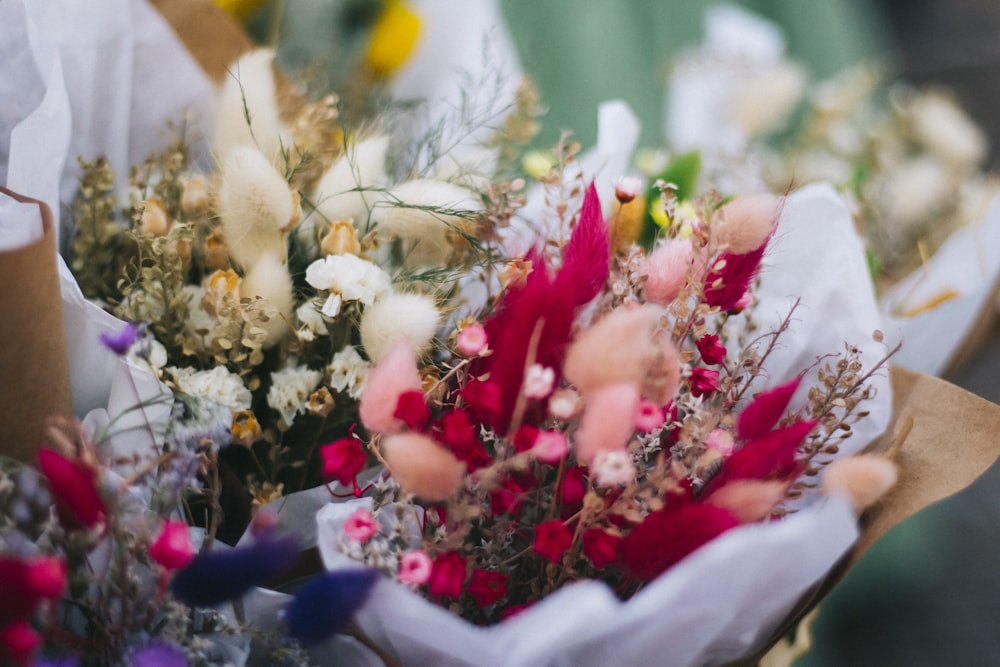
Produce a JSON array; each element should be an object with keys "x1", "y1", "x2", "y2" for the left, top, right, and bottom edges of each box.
[
  {"x1": 0, "y1": 187, "x2": 73, "y2": 462},
  {"x1": 729, "y1": 365, "x2": 1000, "y2": 665}
]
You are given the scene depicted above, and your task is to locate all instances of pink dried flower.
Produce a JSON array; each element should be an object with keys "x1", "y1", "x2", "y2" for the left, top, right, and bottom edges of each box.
[
  {"x1": 573, "y1": 382, "x2": 640, "y2": 464},
  {"x1": 706, "y1": 480, "x2": 790, "y2": 522},
  {"x1": 427, "y1": 551, "x2": 466, "y2": 598},
  {"x1": 711, "y1": 193, "x2": 781, "y2": 255},
  {"x1": 591, "y1": 450, "x2": 637, "y2": 487},
  {"x1": 532, "y1": 430, "x2": 569, "y2": 464},
  {"x1": 523, "y1": 364, "x2": 555, "y2": 399},
  {"x1": 456, "y1": 323, "x2": 488, "y2": 356},
  {"x1": 38, "y1": 448, "x2": 106, "y2": 530},
  {"x1": 398, "y1": 551, "x2": 433, "y2": 585},
  {"x1": 565, "y1": 305, "x2": 680, "y2": 404},
  {"x1": 689, "y1": 367, "x2": 720, "y2": 398},
  {"x1": 359, "y1": 341, "x2": 423, "y2": 434},
  {"x1": 705, "y1": 428, "x2": 735, "y2": 456},
  {"x1": 381, "y1": 432, "x2": 466, "y2": 502},
  {"x1": 343, "y1": 509, "x2": 379, "y2": 543},
  {"x1": 642, "y1": 238, "x2": 694, "y2": 305},
  {"x1": 582, "y1": 529, "x2": 621, "y2": 568},
  {"x1": 634, "y1": 398, "x2": 666, "y2": 432},
  {"x1": 533, "y1": 520, "x2": 573, "y2": 563},
  {"x1": 150, "y1": 519, "x2": 195, "y2": 571},
  {"x1": 696, "y1": 334, "x2": 727, "y2": 366},
  {"x1": 822, "y1": 454, "x2": 898, "y2": 513}
]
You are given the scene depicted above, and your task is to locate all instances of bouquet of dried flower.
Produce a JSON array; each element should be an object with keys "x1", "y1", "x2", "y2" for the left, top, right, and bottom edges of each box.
[{"x1": 295, "y1": 156, "x2": 902, "y2": 663}]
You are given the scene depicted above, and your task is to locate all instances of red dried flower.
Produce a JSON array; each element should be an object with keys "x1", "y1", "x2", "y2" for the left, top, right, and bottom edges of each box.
[
  {"x1": 320, "y1": 438, "x2": 367, "y2": 486},
  {"x1": 461, "y1": 379, "x2": 503, "y2": 424},
  {"x1": 512, "y1": 424, "x2": 540, "y2": 453},
  {"x1": 689, "y1": 367, "x2": 720, "y2": 397},
  {"x1": 436, "y1": 410, "x2": 492, "y2": 470},
  {"x1": 0, "y1": 620, "x2": 39, "y2": 667},
  {"x1": 708, "y1": 420, "x2": 818, "y2": 492},
  {"x1": 582, "y1": 529, "x2": 621, "y2": 568},
  {"x1": 559, "y1": 466, "x2": 588, "y2": 507},
  {"x1": 490, "y1": 474, "x2": 532, "y2": 518},
  {"x1": 0, "y1": 556, "x2": 66, "y2": 627},
  {"x1": 695, "y1": 334, "x2": 727, "y2": 366},
  {"x1": 533, "y1": 520, "x2": 573, "y2": 563},
  {"x1": 703, "y1": 245, "x2": 767, "y2": 311},
  {"x1": 736, "y1": 378, "x2": 802, "y2": 441},
  {"x1": 394, "y1": 390, "x2": 431, "y2": 431},
  {"x1": 620, "y1": 503, "x2": 741, "y2": 581},
  {"x1": 467, "y1": 569, "x2": 508, "y2": 606},
  {"x1": 427, "y1": 551, "x2": 467, "y2": 599},
  {"x1": 37, "y1": 447, "x2": 105, "y2": 530}
]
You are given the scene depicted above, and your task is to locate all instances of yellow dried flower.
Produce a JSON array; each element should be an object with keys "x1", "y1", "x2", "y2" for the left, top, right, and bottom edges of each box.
[
  {"x1": 365, "y1": 0, "x2": 422, "y2": 78},
  {"x1": 180, "y1": 176, "x2": 210, "y2": 216},
  {"x1": 204, "y1": 231, "x2": 231, "y2": 271},
  {"x1": 609, "y1": 194, "x2": 646, "y2": 253},
  {"x1": 320, "y1": 219, "x2": 362, "y2": 256},
  {"x1": 306, "y1": 386, "x2": 336, "y2": 418},
  {"x1": 231, "y1": 410, "x2": 263, "y2": 446}
]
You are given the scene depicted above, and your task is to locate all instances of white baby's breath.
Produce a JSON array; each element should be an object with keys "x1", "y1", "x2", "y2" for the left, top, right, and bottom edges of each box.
[
  {"x1": 168, "y1": 366, "x2": 252, "y2": 412},
  {"x1": 267, "y1": 364, "x2": 324, "y2": 427},
  {"x1": 328, "y1": 346, "x2": 370, "y2": 399}
]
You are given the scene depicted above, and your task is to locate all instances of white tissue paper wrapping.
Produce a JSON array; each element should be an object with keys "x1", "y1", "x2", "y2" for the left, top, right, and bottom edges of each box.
[
  {"x1": 879, "y1": 192, "x2": 1000, "y2": 376},
  {"x1": 0, "y1": 0, "x2": 213, "y2": 424},
  {"x1": 305, "y1": 494, "x2": 857, "y2": 667}
]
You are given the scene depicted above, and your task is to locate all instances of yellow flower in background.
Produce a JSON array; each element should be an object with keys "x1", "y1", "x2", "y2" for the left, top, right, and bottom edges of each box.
[
  {"x1": 522, "y1": 151, "x2": 554, "y2": 179},
  {"x1": 214, "y1": 0, "x2": 267, "y2": 20},
  {"x1": 365, "y1": 0, "x2": 422, "y2": 78}
]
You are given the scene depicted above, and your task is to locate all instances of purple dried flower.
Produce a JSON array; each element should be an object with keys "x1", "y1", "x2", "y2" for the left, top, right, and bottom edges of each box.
[
  {"x1": 286, "y1": 569, "x2": 379, "y2": 646},
  {"x1": 99, "y1": 322, "x2": 139, "y2": 355},
  {"x1": 129, "y1": 640, "x2": 187, "y2": 667}
]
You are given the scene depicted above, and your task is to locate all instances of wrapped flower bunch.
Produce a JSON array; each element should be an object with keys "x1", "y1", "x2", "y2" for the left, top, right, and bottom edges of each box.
[{"x1": 311, "y1": 164, "x2": 899, "y2": 662}]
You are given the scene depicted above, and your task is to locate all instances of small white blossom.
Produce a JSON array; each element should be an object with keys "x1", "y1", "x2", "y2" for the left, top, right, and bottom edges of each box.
[
  {"x1": 305, "y1": 254, "x2": 392, "y2": 314},
  {"x1": 523, "y1": 364, "x2": 555, "y2": 399},
  {"x1": 591, "y1": 450, "x2": 636, "y2": 488},
  {"x1": 296, "y1": 300, "x2": 328, "y2": 337},
  {"x1": 168, "y1": 366, "x2": 252, "y2": 412},
  {"x1": 328, "y1": 346, "x2": 370, "y2": 399},
  {"x1": 267, "y1": 363, "x2": 323, "y2": 427}
]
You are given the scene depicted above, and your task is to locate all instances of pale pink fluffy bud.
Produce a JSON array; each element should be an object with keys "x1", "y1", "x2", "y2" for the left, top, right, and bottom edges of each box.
[
  {"x1": 822, "y1": 455, "x2": 898, "y2": 514},
  {"x1": 642, "y1": 238, "x2": 694, "y2": 305},
  {"x1": 710, "y1": 193, "x2": 781, "y2": 255},
  {"x1": 381, "y1": 432, "x2": 466, "y2": 501},
  {"x1": 707, "y1": 480, "x2": 790, "y2": 522},
  {"x1": 359, "y1": 342, "x2": 423, "y2": 434},
  {"x1": 563, "y1": 305, "x2": 681, "y2": 405},
  {"x1": 573, "y1": 382, "x2": 640, "y2": 465}
]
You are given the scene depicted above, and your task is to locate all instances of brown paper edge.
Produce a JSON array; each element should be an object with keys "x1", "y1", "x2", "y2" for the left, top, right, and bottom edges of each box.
[
  {"x1": 149, "y1": 0, "x2": 255, "y2": 84},
  {"x1": 0, "y1": 187, "x2": 73, "y2": 463},
  {"x1": 727, "y1": 365, "x2": 1000, "y2": 665}
]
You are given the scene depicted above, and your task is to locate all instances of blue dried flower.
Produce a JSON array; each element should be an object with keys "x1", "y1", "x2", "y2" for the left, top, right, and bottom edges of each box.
[
  {"x1": 285, "y1": 569, "x2": 379, "y2": 646},
  {"x1": 170, "y1": 533, "x2": 299, "y2": 607}
]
